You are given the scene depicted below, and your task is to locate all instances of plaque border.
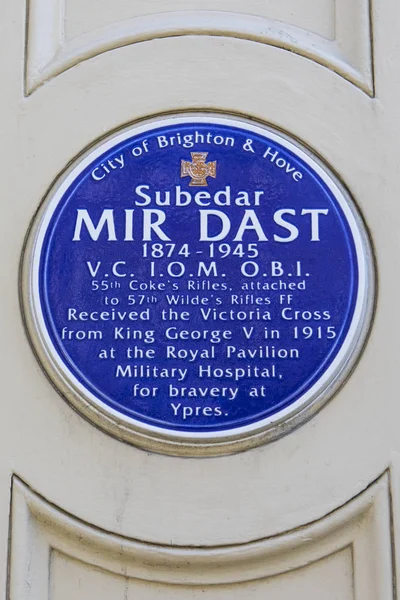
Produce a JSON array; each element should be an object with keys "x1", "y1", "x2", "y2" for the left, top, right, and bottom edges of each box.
[{"x1": 20, "y1": 113, "x2": 375, "y2": 456}]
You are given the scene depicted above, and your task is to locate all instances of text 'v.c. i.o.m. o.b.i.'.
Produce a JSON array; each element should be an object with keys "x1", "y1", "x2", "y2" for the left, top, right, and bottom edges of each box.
[{"x1": 21, "y1": 114, "x2": 374, "y2": 456}]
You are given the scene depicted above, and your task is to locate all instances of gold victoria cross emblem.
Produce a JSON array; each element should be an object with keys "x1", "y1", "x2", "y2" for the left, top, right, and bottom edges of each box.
[{"x1": 180, "y1": 152, "x2": 217, "y2": 187}]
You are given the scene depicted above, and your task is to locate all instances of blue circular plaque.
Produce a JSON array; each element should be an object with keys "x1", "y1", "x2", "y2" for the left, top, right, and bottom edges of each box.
[{"x1": 22, "y1": 115, "x2": 374, "y2": 455}]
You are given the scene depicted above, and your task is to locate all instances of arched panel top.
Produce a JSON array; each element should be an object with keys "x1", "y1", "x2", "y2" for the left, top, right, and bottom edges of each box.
[
  {"x1": 8, "y1": 474, "x2": 393, "y2": 599},
  {"x1": 25, "y1": 0, "x2": 374, "y2": 95}
]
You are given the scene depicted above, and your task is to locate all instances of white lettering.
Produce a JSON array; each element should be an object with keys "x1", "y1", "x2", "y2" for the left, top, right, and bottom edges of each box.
[{"x1": 73, "y1": 209, "x2": 116, "y2": 241}]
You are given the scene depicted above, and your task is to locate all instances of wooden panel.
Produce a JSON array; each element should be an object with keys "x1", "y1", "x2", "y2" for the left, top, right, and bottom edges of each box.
[
  {"x1": 50, "y1": 549, "x2": 353, "y2": 600},
  {"x1": 8, "y1": 474, "x2": 393, "y2": 599},
  {"x1": 64, "y1": 0, "x2": 336, "y2": 40},
  {"x1": 25, "y1": 0, "x2": 373, "y2": 95}
]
